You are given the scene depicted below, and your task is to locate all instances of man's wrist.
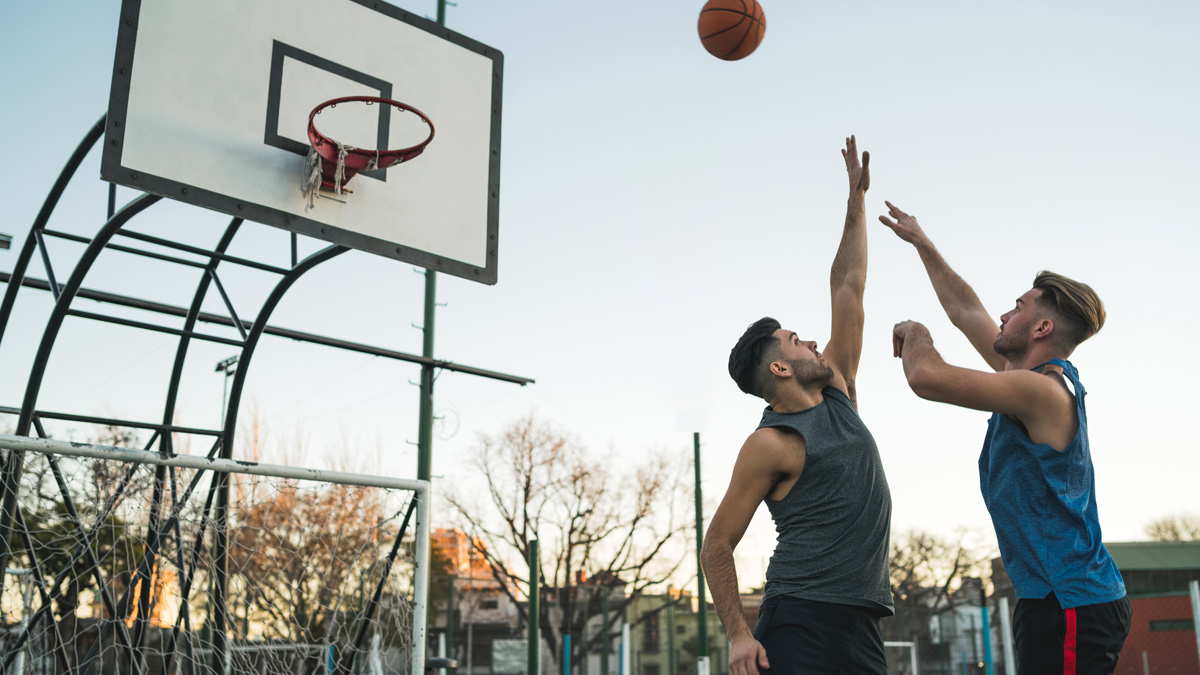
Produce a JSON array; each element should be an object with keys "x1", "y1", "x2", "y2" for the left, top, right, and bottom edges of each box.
[{"x1": 727, "y1": 625, "x2": 755, "y2": 643}]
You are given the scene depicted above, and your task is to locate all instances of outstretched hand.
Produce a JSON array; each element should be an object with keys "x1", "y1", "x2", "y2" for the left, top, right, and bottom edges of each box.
[
  {"x1": 842, "y1": 135, "x2": 870, "y2": 193},
  {"x1": 878, "y1": 201, "x2": 927, "y2": 245}
]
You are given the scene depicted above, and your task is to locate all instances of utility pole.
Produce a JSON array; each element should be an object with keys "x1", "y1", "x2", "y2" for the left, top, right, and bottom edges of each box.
[
  {"x1": 529, "y1": 539, "x2": 540, "y2": 675},
  {"x1": 694, "y1": 432, "x2": 709, "y2": 671}
]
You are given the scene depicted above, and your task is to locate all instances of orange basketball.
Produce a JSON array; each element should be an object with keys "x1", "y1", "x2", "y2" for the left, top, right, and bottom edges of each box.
[{"x1": 698, "y1": 0, "x2": 766, "y2": 61}]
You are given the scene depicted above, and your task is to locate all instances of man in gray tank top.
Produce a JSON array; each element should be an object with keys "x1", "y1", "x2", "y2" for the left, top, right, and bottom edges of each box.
[{"x1": 701, "y1": 136, "x2": 893, "y2": 675}]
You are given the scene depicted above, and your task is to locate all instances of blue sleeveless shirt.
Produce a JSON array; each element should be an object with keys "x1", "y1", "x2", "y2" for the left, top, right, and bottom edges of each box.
[{"x1": 978, "y1": 359, "x2": 1125, "y2": 609}]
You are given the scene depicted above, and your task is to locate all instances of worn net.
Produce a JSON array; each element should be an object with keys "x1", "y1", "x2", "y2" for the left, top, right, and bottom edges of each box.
[{"x1": 0, "y1": 448, "x2": 419, "y2": 675}]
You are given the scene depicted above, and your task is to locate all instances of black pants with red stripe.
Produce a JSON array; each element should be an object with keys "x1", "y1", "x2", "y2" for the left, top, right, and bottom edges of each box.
[{"x1": 1013, "y1": 592, "x2": 1131, "y2": 675}]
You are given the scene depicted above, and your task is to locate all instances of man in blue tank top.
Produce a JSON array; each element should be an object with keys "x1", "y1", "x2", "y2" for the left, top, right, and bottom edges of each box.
[
  {"x1": 881, "y1": 202, "x2": 1130, "y2": 674},
  {"x1": 701, "y1": 137, "x2": 894, "y2": 675}
]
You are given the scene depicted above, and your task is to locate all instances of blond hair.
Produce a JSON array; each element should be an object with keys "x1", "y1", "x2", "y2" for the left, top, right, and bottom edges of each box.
[{"x1": 1032, "y1": 271, "x2": 1105, "y2": 348}]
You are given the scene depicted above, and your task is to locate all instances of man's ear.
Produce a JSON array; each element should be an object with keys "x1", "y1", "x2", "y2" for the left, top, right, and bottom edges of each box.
[
  {"x1": 768, "y1": 360, "x2": 790, "y2": 378},
  {"x1": 1032, "y1": 318, "x2": 1055, "y2": 342}
]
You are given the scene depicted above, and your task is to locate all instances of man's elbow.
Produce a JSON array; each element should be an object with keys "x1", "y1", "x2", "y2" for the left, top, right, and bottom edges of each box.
[
  {"x1": 830, "y1": 274, "x2": 866, "y2": 299},
  {"x1": 904, "y1": 363, "x2": 941, "y2": 401},
  {"x1": 699, "y1": 537, "x2": 727, "y2": 572}
]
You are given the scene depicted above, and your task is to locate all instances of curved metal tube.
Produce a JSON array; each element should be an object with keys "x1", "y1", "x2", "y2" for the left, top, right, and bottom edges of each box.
[
  {"x1": 0, "y1": 193, "x2": 161, "y2": 594},
  {"x1": 208, "y1": 242, "x2": 346, "y2": 672},
  {"x1": 16, "y1": 193, "x2": 162, "y2": 435},
  {"x1": 0, "y1": 115, "x2": 106, "y2": 349},
  {"x1": 126, "y1": 217, "x2": 245, "y2": 655}
]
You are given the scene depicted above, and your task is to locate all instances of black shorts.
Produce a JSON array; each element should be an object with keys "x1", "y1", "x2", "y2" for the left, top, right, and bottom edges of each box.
[
  {"x1": 1013, "y1": 592, "x2": 1131, "y2": 675},
  {"x1": 752, "y1": 595, "x2": 887, "y2": 674}
]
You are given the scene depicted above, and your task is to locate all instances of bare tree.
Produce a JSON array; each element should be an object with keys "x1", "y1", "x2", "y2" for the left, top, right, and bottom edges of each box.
[
  {"x1": 1145, "y1": 513, "x2": 1200, "y2": 541},
  {"x1": 886, "y1": 528, "x2": 994, "y2": 642},
  {"x1": 445, "y1": 414, "x2": 694, "y2": 671}
]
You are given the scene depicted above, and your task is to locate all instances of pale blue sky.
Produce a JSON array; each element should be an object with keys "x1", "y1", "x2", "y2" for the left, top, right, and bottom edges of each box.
[{"x1": 2, "y1": 0, "x2": 1198, "y2": 589}]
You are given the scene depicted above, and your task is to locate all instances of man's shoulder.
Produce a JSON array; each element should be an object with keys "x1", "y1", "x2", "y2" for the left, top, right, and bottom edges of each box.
[
  {"x1": 748, "y1": 424, "x2": 801, "y2": 445},
  {"x1": 744, "y1": 426, "x2": 806, "y2": 469}
]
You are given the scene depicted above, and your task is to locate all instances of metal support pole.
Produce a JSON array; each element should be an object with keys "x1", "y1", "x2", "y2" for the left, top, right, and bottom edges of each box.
[
  {"x1": 529, "y1": 539, "x2": 539, "y2": 675},
  {"x1": 415, "y1": 8, "x2": 442, "y2": 651},
  {"x1": 581, "y1": 589, "x2": 589, "y2": 675},
  {"x1": 620, "y1": 623, "x2": 630, "y2": 675},
  {"x1": 1190, "y1": 580, "x2": 1200, "y2": 670},
  {"x1": 982, "y1": 604, "x2": 993, "y2": 675},
  {"x1": 563, "y1": 634, "x2": 571, "y2": 675},
  {"x1": 601, "y1": 588, "x2": 609, "y2": 675},
  {"x1": 667, "y1": 598, "x2": 676, "y2": 675},
  {"x1": 694, "y1": 432, "x2": 708, "y2": 662},
  {"x1": 417, "y1": 0, "x2": 448, "y2": 485},
  {"x1": 446, "y1": 573, "x2": 456, "y2": 673},
  {"x1": 998, "y1": 597, "x2": 1016, "y2": 675}
]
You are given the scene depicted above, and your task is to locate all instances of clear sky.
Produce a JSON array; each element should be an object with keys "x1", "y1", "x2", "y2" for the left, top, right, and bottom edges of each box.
[{"x1": 2, "y1": 0, "x2": 1198, "y2": 591}]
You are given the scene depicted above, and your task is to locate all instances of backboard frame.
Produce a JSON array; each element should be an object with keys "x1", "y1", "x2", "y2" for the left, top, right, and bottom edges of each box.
[{"x1": 101, "y1": 0, "x2": 503, "y2": 284}]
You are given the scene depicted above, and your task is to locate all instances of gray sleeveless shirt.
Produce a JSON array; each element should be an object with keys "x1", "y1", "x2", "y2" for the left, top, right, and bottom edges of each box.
[{"x1": 757, "y1": 386, "x2": 893, "y2": 615}]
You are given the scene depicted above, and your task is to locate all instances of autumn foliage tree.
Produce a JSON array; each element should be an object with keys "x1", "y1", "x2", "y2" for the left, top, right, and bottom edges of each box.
[{"x1": 446, "y1": 415, "x2": 694, "y2": 671}]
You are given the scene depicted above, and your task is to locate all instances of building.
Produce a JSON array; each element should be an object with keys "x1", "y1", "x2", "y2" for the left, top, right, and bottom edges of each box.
[
  {"x1": 1108, "y1": 541, "x2": 1200, "y2": 675},
  {"x1": 624, "y1": 587, "x2": 726, "y2": 675},
  {"x1": 430, "y1": 528, "x2": 523, "y2": 674},
  {"x1": 992, "y1": 541, "x2": 1200, "y2": 675}
]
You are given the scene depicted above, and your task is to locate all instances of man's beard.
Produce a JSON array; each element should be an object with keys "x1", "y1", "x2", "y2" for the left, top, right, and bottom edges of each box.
[
  {"x1": 789, "y1": 358, "x2": 834, "y2": 389},
  {"x1": 993, "y1": 322, "x2": 1032, "y2": 360}
]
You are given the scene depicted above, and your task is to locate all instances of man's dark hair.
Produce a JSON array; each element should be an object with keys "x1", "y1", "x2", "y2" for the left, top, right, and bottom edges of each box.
[{"x1": 729, "y1": 317, "x2": 783, "y2": 399}]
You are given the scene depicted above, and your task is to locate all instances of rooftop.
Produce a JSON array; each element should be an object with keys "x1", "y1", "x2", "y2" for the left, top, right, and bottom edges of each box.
[{"x1": 1106, "y1": 541, "x2": 1200, "y2": 571}]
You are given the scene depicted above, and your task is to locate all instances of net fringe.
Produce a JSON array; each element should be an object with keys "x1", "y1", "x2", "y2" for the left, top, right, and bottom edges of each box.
[
  {"x1": 300, "y1": 142, "x2": 356, "y2": 208},
  {"x1": 334, "y1": 143, "x2": 352, "y2": 195},
  {"x1": 301, "y1": 146, "x2": 323, "y2": 211}
]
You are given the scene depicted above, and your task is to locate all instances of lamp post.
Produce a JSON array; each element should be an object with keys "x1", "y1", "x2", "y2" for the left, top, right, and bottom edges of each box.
[{"x1": 215, "y1": 355, "x2": 239, "y2": 427}]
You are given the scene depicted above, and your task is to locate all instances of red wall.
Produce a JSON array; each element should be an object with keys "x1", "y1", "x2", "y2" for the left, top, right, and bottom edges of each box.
[{"x1": 1116, "y1": 595, "x2": 1199, "y2": 675}]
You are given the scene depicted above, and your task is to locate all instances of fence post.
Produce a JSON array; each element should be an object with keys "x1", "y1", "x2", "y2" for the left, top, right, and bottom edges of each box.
[
  {"x1": 998, "y1": 597, "x2": 1016, "y2": 675},
  {"x1": 1190, "y1": 580, "x2": 1200, "y2": 670}
]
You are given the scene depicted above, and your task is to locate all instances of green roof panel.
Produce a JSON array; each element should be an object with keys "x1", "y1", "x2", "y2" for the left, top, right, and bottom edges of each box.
[{"x1": 1106, "y1": 541, "x2": 1200, "y2": 571}]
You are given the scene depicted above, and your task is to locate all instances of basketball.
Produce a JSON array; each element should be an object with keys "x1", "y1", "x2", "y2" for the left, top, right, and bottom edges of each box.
[{"x1": 698, "y1": 0, "x2": 766, "y2": 61}]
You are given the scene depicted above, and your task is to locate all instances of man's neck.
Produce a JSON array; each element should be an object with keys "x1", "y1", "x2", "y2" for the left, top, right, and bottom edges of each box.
[
  {"x1": 767, "y1": 384, "x2": 827, "y2": 413},
  {"x1": 1007, "y1": 348, "x2": 1069, "y2": 372}
]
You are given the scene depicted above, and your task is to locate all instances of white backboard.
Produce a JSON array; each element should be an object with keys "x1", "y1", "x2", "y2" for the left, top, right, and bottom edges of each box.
[{"x1": 102, "y1": 0, "x2": 503, "y2": 284}]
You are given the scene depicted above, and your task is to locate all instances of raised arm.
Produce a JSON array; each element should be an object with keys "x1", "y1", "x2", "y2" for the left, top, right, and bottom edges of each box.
[
  {"x1": 879, "y1": 203, "x2": 1007, "y2": 372},
  {"x1": 823, "y1": 136, "x2": 870, "y2": 403},
  {"x1": 892, "y1": 321, "x2": 1076, "y2": 448}
]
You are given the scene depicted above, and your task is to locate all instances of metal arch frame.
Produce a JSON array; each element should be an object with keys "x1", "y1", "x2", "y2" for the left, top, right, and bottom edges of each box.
[
  {"x1": 0, "y1": 113, "x2": 345, "y2": 673},
  {"x1": 0, "y1": 110, "x2": 530, "y2": 673},
  {"x1": 0, "y1": 116, "x2": 106, "y2": 350}
]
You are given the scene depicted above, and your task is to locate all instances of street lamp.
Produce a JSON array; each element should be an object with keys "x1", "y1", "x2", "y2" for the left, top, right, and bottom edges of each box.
[
  {"x1": 215, "y1": 355, "x2": 239, "y2": 427},
  {"x1": 0, "y1": 233, "x2": 12, "y2": 250}
]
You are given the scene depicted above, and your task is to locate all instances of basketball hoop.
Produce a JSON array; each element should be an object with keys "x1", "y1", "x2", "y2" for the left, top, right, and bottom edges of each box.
[{"x1": 302, "y1": 96, "x2": 435, "y2": 207}]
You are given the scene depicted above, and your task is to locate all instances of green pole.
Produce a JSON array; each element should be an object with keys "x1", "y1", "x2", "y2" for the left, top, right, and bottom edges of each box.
[
  {"x1": 667, "y1": 597, "x2": 676, "y2": 675},
  {"x1": 416, "y1": 238, "x2": 437, "y2": 480},
  {"x1": 417, "y1": 10, "x2": 442, "y2": 668},
  {"x1": 529, "y1": 539, "x2": 540, "y2": 675},
  {"x1": 446, "y1": 575, "x2": 456, "y2": 670},
  {"x1": 581, "y1": 587, "x2": 589, "y2": 675},
  {"x1": 693, "y1": 432, "x2": 708, "y2": 660},
  {"x1": 600, "y1": 588, "x2": 609, "y2": 675},
  {"x1": 982, "y1": 605, "x2": 994, "y2": 675}
]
